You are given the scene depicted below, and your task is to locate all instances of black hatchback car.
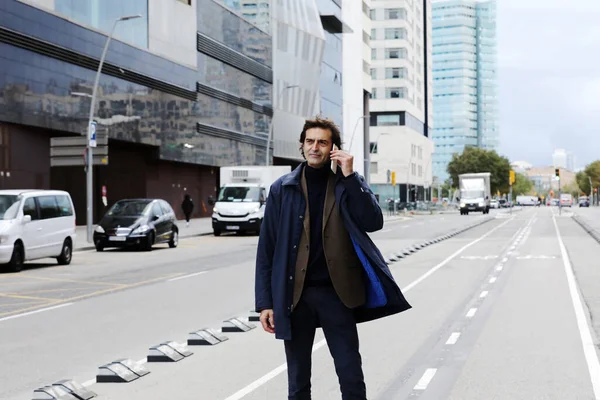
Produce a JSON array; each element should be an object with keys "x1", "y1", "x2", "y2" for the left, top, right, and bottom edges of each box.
[{"x1": 93, "y1": 198, "x2": 179, "y2": 252}]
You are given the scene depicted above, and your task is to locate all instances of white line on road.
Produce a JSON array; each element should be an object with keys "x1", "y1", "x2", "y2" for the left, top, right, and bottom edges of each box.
[
  {"x1": 414, "y1": 368, "x2": 437, "y2": 390},
  {"x1": 222, "y1": 216, "x2": 516, "y2": 400},
  {"x1": 466, "y1": 308, "x2": 478, "y2": 318},
  {"x1": 167, "y1": 271, "x2": 207, "y2": 282},
  {"x1": 489, "y1": 277, "x2": 497, "y2": 283},
  {"x1": 502, "y1": 257, "x2": 508, "y2": 263},
  {"x1": 224, "y1": 341, "x2": 326, "y2": 400},
  {"x1": 480, "y1": 291, "x2": 489, "y2": 298},
  {"x1": 496, "y1": 266, "x2": 503, "y2": 271},
  {"x1": 0, "y1": 303, "x2": 73, "y2": 323},
  {"x1": 446, "y1": 332, "x2": 461, "y2": 345},
  {"x1": 553, "y1": 216, "x2": 600, "y2": 399}
]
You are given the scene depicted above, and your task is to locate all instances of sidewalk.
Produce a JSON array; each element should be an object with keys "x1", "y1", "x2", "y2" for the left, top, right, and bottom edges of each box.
[{"x1": 74, "y1": 217, "x2": 213, "y2": 251}]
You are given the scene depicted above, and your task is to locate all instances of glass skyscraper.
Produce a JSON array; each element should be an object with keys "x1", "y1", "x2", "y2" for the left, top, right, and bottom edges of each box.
[{"x1": 431, "y1": 0, "x2": 498, "y2": 183}]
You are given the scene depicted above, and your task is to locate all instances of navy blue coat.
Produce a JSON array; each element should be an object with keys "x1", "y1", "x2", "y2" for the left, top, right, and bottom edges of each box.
[{"x1": 255, "y1": 163, "x2": 412, "y2": 340}]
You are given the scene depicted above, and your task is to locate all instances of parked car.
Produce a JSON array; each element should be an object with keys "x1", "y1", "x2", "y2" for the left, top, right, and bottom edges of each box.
[
  {"x1": 579, "y1": 196, "x2": 590, "y2": 207},
  {"x1": 93, "y1": 199, "x2": 178, "y2": 252},
  {"x1": 0, "y1": 190, "x2": 76, "y2": 272}
]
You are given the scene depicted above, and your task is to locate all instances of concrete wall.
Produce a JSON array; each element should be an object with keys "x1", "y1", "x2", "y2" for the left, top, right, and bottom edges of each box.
[{"x1": 148, "y1": 0, "x2": 198, "y2": 68}]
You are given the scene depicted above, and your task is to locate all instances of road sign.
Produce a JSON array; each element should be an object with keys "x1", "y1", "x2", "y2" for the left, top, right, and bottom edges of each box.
[
  {"x1": 50, "y1": 130, "x2": 109, "y2": 167},
  {"x1": 50, "y1": 136, "x2": 108, "y2": 147},
  {"x1": 51, "y1": 146, "x2": 108, "y2": 157},
  {"x1": 89, "y1": 121, "x2": 97, "y2": 148},
  {"x1": 51, "y1": 155, "x2": 108, "y2": 167}
]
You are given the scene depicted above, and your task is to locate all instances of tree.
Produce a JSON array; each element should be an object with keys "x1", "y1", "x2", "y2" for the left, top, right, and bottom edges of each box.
[
  {"x1": 512, "y1": 173, "x2": 534, "y2": 196},
  {"x1": 562, "y1": 181, "x2": 581, "y2": 197},
  {"x1": 446, "y1": 147, "x2": 511, "y2": 194},
  {"x1": 576, "y1": 171, "x2": 591, "y2": 195}
]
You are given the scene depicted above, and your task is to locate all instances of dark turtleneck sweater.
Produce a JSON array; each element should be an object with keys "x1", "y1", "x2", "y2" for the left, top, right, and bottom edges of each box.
[{"x1": 304, "y1": 164, "x2": 332, "y2": 286}]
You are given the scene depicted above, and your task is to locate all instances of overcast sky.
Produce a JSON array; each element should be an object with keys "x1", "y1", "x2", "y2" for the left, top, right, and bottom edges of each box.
[{"x1": 497, "y1": 0, "x2": 600, "y2": 169}]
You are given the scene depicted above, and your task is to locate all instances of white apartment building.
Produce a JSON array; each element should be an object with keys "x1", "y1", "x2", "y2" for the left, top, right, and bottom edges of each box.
[
  {"x1": 368, "y1": 0, "x2": 434, "y2": 202},
  {"x1": 342, "y1": 0, "x2": 373, "y2": 177}
]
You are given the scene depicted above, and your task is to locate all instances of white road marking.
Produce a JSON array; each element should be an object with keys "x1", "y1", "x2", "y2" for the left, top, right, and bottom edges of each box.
[
  {"x1": 480, "y1": 291, "x2": 489, "y2": 298},
  {"x1": 0, "y1": 303, "x2": 73, "y2": 323},
  {"x1": 489, "y1": 277, "x2": 497, "y2": 283},
  {"x1": 224, "y1": 341, "x2": 326, "y2": 400},
  {"x1": 446, "y1": 332, "x2": 461, "y2": 345},
  {"x1": 496, "y1": 266, "x2": 503, "y2": 271},
  {"x1": 507, "y1": 251, "x2": 513, "y2": 256},
  {"x1": 167, "y1": 271, "x2": 207, "y2": 282},
  {"x1": 414, "y1": 368, "x2": 437, "y2": 390},
  {"x1": 466, "y1": 308, "x2": 478, "y2": 318},
  {"x1": 553, "y1": 216, "x2": 600, "y2": 398},
  {"x1": 502, "y1": 257, "x2": 508, "y2": 263},
  {"x1": 222, "y1": 216, "x2": 516, "y2": 399}
]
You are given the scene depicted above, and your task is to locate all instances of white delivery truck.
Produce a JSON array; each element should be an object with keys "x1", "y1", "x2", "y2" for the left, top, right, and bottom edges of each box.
[
  {"x1": 458, "y1": 173, "x2": 491, "y2": 215},
  {"x1": 210, "y1": 166, "x2": 291, "y2": 236}
]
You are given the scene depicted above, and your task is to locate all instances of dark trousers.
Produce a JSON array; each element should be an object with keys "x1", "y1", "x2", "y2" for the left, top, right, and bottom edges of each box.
[{"x1": 284, "y1": 285, "x2": 366, "y2": 400}]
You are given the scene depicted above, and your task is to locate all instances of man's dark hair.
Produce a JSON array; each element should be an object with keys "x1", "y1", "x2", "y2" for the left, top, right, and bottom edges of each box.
[{"x1": 299, "y1": 116, "x2": 342, "y2": 159}]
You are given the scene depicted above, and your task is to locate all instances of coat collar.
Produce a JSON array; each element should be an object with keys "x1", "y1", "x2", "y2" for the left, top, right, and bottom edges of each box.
[{"x1": 282, "y1": 161, "x2": 344, "y2": 186}]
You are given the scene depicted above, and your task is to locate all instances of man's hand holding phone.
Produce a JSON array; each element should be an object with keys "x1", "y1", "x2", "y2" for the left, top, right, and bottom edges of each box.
[
  {"x1": 260, "y1": 309, "x2": 275, "y2": 334},
  {"x1": 330, "y1": 146, "x2": 354, "y2": 177}
]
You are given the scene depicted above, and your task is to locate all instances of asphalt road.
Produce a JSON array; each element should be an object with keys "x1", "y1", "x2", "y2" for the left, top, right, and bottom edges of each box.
[{"x1": 1, "y1": 208, "x2": 599, "y2": 400}]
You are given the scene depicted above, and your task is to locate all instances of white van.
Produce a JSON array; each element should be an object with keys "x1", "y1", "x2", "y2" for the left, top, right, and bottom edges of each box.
[{"x1": 0, "y1": 190, "x2": 76, "y2": 272}]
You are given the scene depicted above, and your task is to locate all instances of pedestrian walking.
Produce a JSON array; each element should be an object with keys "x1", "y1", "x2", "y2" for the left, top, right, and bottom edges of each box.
[
  {"x1": 181, "y1": 193, "x2": 194, "y2": 227},
  {"x1": 255, "y1": 116, "x2": 411, "y2": 399}
]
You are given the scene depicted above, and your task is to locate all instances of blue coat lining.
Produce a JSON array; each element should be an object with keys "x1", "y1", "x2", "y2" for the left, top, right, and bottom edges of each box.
[{"x1": 351, "y1": 237, "x2": 388, "y2": 308}]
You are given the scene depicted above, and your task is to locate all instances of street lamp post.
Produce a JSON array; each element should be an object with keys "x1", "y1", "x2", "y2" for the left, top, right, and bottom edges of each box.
[
  {"x1": 265, "y1": 84, "x2": 299, "y2": 166},
  {"x1": 86, "y1": 14, "x2": 141, "y2": 243}
]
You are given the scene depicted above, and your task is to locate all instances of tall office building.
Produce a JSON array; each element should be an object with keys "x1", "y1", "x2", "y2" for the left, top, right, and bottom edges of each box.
[
  {"x1": 341, "y1": 0, "x2": 372, "y2": 177},
  {"x1": 0, "y1": 0, "x2": 274, "y2": 223},
  {"x1": 369, "y1": 0, "x2": 434, "y2": 202},
  {"x1": 431, "y1": 0, "x2": 498, "y2": 183},
  {"x1": 553, "y1": 148, "x2": 575, "y2": 171}
]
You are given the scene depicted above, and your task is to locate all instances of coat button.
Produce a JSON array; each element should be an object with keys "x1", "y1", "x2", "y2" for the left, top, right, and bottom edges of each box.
[
  {"x1": 293, "y1": 245, "x2": 297, "y2": 249},
  {"x1": 301, "y1": 268, "x2": 306, "y2": 273},
  {"x1": 299, "y1": 215, "x2": 303, "y2": 219},
  {"x1": 289, "y1": 275, "x2": 293, "y2": 280}
]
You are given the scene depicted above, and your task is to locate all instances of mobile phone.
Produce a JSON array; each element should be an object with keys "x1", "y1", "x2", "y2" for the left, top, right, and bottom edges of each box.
[{"x1": 331, "y1": 144, "x2": 338, "y2": 173}]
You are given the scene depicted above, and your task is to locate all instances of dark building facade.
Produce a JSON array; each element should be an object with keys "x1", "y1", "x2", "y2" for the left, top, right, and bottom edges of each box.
[{"x1": 0, "y1": 0, "x2": 273, "y2": 224}]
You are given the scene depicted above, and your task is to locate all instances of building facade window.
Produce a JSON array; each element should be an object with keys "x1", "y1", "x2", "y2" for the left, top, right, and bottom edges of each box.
[
  {"x1": 385, "y1": 28, "x2": 407, "y2": 40},
  {"x1": 376, "y1": 114, "x2": 400, "y2": 126},
  {"x1": 385, "y1": 8, "x2": 407, "y2": 20},
  {"x1": 386, "y1": 87, "x2": 407, "y2": 99},
  {"x1": 385, "y1": 48, "x2": 407, "y2": 59},
  {"x1": 386, "y1": 67, "x2": 407, "y2": 79},
  {"x1": 54, "y1": 0, "x2": 149, "y2": 48}
]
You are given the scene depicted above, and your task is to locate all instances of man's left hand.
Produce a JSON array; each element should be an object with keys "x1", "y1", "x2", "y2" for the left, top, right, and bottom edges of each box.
[{"x1": 330, "y1": 149, "x2": 354, "y2": 177}]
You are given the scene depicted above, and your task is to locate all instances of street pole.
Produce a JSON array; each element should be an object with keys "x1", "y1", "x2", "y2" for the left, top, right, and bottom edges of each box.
[
  {"x1": 86, "y1": 14, "x2": 141, "y2": 243},
  {"x1": 509, "y1": 184, "x2": 512, "y2": 214},
  {"x1": 265, "y1": 84, "x2": 298, "y2": 166}
]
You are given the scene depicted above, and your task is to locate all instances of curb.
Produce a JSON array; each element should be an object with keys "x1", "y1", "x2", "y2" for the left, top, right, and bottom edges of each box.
[
  {"x1": 572, "y1": 215, "x2": 600, "y2": 244},
  {"x1": 74, "y1": 231, "x2": 214, "y2": 253},
  {"x1": 384, "y1": 216, "x2": 495, "y2": 265}
]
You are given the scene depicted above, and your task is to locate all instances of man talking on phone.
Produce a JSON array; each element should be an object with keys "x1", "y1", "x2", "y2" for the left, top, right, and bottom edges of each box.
[{"x1": 255, "y1": 116, "x2": 411, "y2": 399}]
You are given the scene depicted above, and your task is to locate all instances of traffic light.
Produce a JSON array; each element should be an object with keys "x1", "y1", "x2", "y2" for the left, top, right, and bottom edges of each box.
[
  {"x1": 509, "y1": 170, "x2": 515, "y2": 185},
  {"x1": 555, "y1": 168, "x2": 560, "y2": 178},
  {"x1": 391, "y1": 171, "x2": 396, "y2": 186}
]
